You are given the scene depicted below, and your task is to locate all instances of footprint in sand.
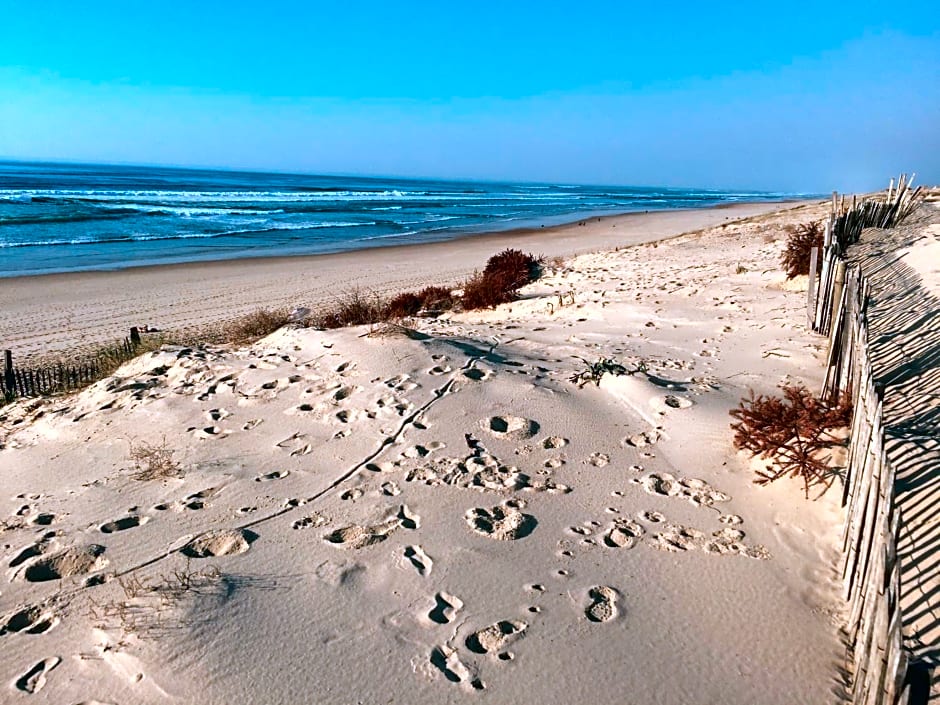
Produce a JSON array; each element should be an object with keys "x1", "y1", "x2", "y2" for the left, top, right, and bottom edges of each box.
[
  {"x1": 428, "y1": 591, "x2": 464, "y2": 624},
  {"x1": 381, "y1": 481, "x2": 401, "y2": 496},
  {"x1": 404, "y1": 545, "x2": 433, "y2": 576},
  {"x1": 483, "y1": 416, "x2": 540, "y2": 441},
  {"x1": 603, "y1": 520, "x2": 645, "y2": 549},
  {"x1": 542, "y1": 436, "x2": 568, "y2": 449},
  {"x1": 650, "y1": 523, "x2": 706, "y2": 552},
  {"x1": 292, "y1": 514, "x2": 328, "y2": 530},
  {"x1": 465, "y1": 502, "x2": 537, "y2": 541},
  {"x1": 385, "y1": 374, "x2": 418, "y2": 392},
  {"x1": 1, "y1": 605, "x2": 58, "y2": 636},
  {"x1": 639, "y1": 510, "x2": 666, "y2": 523},
  {"x1": 8, "y1": 534, "x2": 53, "y2": 568},
  {"x1": 401, "y1": 442, "x2": 445, "y2": 459},
  {"x1": 636, "y1": 472, "x2": 682, "y2": 497},
  {"x1": 206, "y1": 408, "x2": 232, "y2": 422},
  {"x1": 255, "y1": 470, "x2": 289, "y2": 482},
  {"x1": 340, "y1": 488, "x2": 364, "y2": 501},
  {"x1": 182, "y1": 486, "x2": 219, "y2": 510},
  {"x1": 588, "y1": 452, "x2": 610, "y2": 467},
  {"x1": 329, "y1": 385, "x2": 355, "y2": 403},
  {"x1": 623, "y1": 428, "x2": 664, "y2": 448},
  {"x1": 428, "y1": 365, "x2": 452, "y2": 376},
  {"x1": 430, "y1": 645, "x2": 480, "y2": 688},
  {"x1": 181, "y1": 529, "x2": 258, "y2": 558},
  {"x1": 466, "y1": 619, "x2": 528, "y2": 654},
  {"x1": 191, "y1": 425, "x2": 231, "y2": 440},
  {"x1": 585, "y1": 586, "x2": 619, "y2": 623},
  {"x1": 680, "y1": 478, "x2": 731, "y2": 506},
  {"x1": 99, "y1": 516, "x2": 149, "y2": 534},
  {"x1": 461, "y1": 368, "x2": 493, "y2": 382},
  {"x1": 397, "y1": 505, "x2": 421, "y2": 530},
  {"x1": 323, "y1": 519, "x2": 397, "y2": 549},
  {"x1": 14, "y1": 657, "x2": 61, "y2": 693},
  {"x1": 18, "y1": 544, "x2": 107, "y2": 583}
]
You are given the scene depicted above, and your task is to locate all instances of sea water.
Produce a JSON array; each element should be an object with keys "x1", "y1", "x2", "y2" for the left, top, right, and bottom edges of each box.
[{"x1": 0, "y1": 161, "x2": 802, "y2": 277}]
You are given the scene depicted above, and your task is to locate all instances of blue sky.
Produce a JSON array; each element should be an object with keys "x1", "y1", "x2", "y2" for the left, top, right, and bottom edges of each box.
[{"x1": 0, "y1": 1, "x2": 938, "y2": 191}]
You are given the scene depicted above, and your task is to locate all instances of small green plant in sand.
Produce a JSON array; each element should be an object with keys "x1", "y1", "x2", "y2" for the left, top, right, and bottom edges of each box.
[
  {"x1": 730, "y1": 384, "x2": 852, "y2": 498},
  {"x1": 128, "y1": 437, "x2": 182, "y2": 481}
]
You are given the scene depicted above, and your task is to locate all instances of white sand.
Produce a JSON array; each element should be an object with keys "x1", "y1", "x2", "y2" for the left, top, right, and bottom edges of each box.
[
  {"x1": 0, "y1": 200, "x2": 850, "y2": 704},
  {"x1": 898, "y1": 222, "x2": 940, "y2": 297}
]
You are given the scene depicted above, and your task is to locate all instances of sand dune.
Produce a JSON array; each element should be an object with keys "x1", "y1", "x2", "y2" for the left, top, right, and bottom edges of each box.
[{"x1": 0, "y1": 200, "x2": 850, "y2": 704}]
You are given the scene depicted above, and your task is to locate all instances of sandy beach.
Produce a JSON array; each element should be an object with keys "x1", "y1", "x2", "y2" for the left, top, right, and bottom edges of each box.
[
  {"x1": 3, "y1": 202, "x2": 795, "y2": 362},
  {"x1": 0, "y1": 199, "x2": 851, "y2": 704}
]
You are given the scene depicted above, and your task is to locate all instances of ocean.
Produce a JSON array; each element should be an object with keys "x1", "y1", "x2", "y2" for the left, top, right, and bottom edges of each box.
[{"x1": 0, "y1": 161, "x2": 801, "y2": 277}]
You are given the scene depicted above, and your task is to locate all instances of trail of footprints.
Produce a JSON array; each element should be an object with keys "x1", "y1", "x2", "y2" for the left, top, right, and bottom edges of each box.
[{"x1": 2, "y1": 339, "x2": 768, "y2": 698}]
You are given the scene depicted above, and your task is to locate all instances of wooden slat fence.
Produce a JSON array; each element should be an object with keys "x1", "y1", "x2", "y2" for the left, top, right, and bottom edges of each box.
[
  {"x1": 808, "y1": 180, "x2": 927, "y2": 704},
  {"x1": 2, "y1": 328, "x2": 141, "y2": 403}
]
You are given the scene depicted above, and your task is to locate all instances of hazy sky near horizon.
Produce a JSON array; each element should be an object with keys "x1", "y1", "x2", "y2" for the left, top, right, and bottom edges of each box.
[{"x1": 1, "y1": 1, "x2": 938, "y2": 192}]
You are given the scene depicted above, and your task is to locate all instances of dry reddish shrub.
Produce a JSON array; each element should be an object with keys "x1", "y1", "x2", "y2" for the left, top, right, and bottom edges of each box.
[
  {"x1": 483, "y1": 249, "x2": 541, "y2": 290},
  {"x1": 461, "y1": 271, "x2": 518, "y2": 309},
  {"x1": 385, "y1": 286, "x2": 457, "y2": 318},
  {"x1": 461, "y1": 249, "x2": 541, "y2": 310},
  {"x1": 385, "y1": 292, "x2": 424, "y2": 318},
  {"x1": 781, "y1": 221, "x2": 824, "y2": 279},
  {"x1": 730, "y1": 384, "x2": 852, "y2": 497},
  {"x1": 415, "y1": 286, "x2": 456, "y2": 312}
]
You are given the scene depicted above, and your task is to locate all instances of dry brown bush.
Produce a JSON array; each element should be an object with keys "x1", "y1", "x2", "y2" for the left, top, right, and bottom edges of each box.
[
  {"x1": 461, "y1": 249, "x2": 542, "y2": 310},
  {"x1": 385, "y1": 286, "x2": 457, "y2": 319},
  {"x1": 781, "y1": 221, "x2": 823, "y2": 279},
  {"x1": 729, "y1": 384, "x2": 852, "y2": 497},
  {"x1": 483, "y1": 248, "x2": 541, "y2": 289},
  {"x1": 385, "y1": 291, "x2": 424, "y2": 318},
  {"x1": 129, "y1": 438, "x2": 183, "y2": 481},
  {"x1": 221, "y1": 308, "x2": 292, "y2": 343},
  {"x1": 312, "y1": 290, "x2": 387, "y2": 329},
  {"x1": 461, "y1": 271, "x2": 518, "y2": 309},
  {"x1": 415, "y1": 286, "x2": 457, "y2": 312}
]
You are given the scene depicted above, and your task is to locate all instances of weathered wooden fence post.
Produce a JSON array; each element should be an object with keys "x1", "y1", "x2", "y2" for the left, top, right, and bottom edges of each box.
[
  {"x1": 130, "y1": 326, "x2": 141, "y2": 346},
  {"x1": 807, "y1": 246, "x2": 819, "y2": 330},
  {"x1": 3, "y1": 350, "x2": 14, "y2": 401}
]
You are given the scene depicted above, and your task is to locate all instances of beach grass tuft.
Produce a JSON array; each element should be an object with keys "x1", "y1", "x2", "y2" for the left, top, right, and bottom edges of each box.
[
  {"x1": 220, "y1": 308, "x2": 293, "y2": 343},
  {"x1": 311, "y1": 289, "x2": 388, "y2": 329}
]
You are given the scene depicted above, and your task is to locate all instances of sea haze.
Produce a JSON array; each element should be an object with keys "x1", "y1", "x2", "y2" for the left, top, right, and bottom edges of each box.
[{"x1": 0, "y1": 161, "x2": 802, "y2": 277}]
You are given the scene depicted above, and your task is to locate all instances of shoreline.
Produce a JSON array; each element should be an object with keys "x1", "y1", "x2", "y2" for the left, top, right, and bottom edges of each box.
[
  {"x1": 0, "y1": 200, "x2": 817, "y2": 361},
  {"x1": 1, "y1": 200, "x2": 806, "y2": 281}
]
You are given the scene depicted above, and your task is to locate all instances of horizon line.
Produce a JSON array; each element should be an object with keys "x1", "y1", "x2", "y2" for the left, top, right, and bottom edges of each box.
[{"x1": 0, "y1": 156, "x2": 818, "y2": 196}]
